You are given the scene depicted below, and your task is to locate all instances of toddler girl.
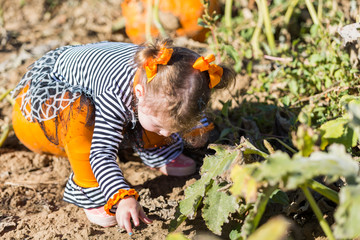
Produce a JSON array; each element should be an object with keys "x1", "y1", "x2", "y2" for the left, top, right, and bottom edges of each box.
[{"x1": 11, "y1": 39, "x2": 234, "y2": 235}]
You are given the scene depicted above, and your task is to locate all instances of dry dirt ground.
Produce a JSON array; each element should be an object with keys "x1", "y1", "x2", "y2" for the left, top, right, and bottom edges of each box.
[{"x1": 0, "y1": 0, "x2": 237, "y2": 239}]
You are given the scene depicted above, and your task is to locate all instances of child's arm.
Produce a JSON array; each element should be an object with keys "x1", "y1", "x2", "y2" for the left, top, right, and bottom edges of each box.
[
  {"x1": 90, "y1": 90, "x2": 149, "y2": 228},
  {"x1": 116, "y1": 196, "x2": 153, "y2": 234}
]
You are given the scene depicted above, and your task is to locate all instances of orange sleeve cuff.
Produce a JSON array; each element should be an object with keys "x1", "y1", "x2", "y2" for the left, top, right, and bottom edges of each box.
[
  {"x1": 104, "y1": 189, "x2": 139, "y2": 215},
  {"x1": 183, "y1": 123, "x2": 214, "y2": 138}
]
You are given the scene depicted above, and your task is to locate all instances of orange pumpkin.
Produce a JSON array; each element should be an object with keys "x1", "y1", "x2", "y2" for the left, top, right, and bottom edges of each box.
[{"x1": 120, "y1": 0, "x2": 220, "y2": 44}]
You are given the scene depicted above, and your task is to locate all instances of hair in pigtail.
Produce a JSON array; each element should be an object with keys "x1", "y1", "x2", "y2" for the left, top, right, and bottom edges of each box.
[
  {"x1": 134, "y1": 39, "x2": 173, "y2": 74},
  {"x1": 212, "y1": 64, "x2": 236, "y2": 90}
]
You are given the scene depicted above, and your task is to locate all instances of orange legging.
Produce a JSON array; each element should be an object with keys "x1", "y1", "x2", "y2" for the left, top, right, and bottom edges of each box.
[{"x1": 12, "y1": 89, "x2": 172, "y2": 188}]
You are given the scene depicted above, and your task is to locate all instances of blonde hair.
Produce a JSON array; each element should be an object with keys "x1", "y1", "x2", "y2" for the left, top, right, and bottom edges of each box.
[{"x1": 134, "y1": 39, "x2": 235, "y2": 134}]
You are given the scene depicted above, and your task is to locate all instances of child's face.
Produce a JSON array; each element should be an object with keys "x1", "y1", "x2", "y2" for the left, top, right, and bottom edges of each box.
[{"x1": 137, "y1": 105, "x2": 172, "y2": 137}]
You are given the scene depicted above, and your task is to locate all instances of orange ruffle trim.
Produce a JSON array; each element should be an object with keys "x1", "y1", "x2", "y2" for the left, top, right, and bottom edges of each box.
[{"x1": 104, "y1": 189, "x2": 139, "y2": 215}]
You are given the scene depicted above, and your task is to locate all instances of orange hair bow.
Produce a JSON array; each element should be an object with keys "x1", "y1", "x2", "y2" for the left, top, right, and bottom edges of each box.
[
  {"x1": 192, "y1": 54, "x2": 223, "y2": 88},
  {"x1": 144, "y1": 46, "x2": 173, "y2": 83}
]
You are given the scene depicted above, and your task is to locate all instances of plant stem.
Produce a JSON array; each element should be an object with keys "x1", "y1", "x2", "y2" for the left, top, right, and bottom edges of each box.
[
  {"x1": 252, "y1": 185, "x2": 277, "y2": 232},
  {"x1": 301, "y1": 186, "x2": 335, "y2": 240},
  {"x1": 265, "y1": 137, "x2": 297, "y2": 154},
  {"x1": 224, "y1": 0, "x2": 233, "y2": 29},
  {"x1": 0, "y1": 124, "x2": 11, "y2": 148},
  {"x1": 292, "y1": 85, "x2": 360, "y2": 106},
  {"x1": 257, "y1": 0, "x2": 276, "y2": 54},
  {"x1": 152, "y1": 0, "x2": 167, "y2": 37},
  {"x1": 304, "y1": 0, "x2": 321, "y2": 26},
  {"x1": 284, "y1": 0, "x2": 299, "y2": 25},
  {"x1": 251, "y1": 3, "x2": 264, "y2": 59},
  {"x1": 201, "y1": 0, "x2": 221, "y2": 59},
  {"x1": 0, "y1": 88, "x2": 12, "y2": 101},
  {"x1": 317, "y1": 0, "x2": 323, "y2": 22},
  {"x1": 307, "y1": 179, "x2": 339, "y2": 204},
  {"x1": 145, "y1": 0, "x2": 153, "y2": 43},
  {"x1": 210, "y1": 26, "x2": 221, "y2": 60}
]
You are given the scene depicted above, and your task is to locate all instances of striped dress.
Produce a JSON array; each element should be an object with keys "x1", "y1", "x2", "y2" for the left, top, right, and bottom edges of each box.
[{"x1": 12, "y1": 42, "x2": 183, "y2": 211}]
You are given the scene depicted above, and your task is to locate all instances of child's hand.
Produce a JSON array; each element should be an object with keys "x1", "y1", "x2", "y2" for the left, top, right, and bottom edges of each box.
[{"x1": 116, "y1": 196, "x2": 152, "y2": 235}]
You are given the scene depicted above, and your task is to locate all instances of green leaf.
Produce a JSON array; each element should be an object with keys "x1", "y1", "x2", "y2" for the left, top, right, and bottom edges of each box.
[
  {"x1": 339, "y1": 95, "x2": 360, "y2": 108},
  {"x1": 324, "y1": 76, "x2": 332, "y2": 88},
  {"x1": 197, "y1": 18, "x2": 208, "y2": 28},
  {"x1": 202, "y1": 183, "x2": 239, "y2": 235},
  {"x1": 333, "y1": 185, "x2": 360, "y2": 239},
  {"x1": 288, "y1": 79, "x2": 298, "y2": 96},
  {"x1": 292, "y1": 144, "x2": 359, "y2": 186},
  {"x1": 256, "y1": 144, "x2": 359, "y2": 189},
  {"x1": 269, "y1": 189, "x2": 289, "y2": 205},
  {"x1": 320, "y1": 118, "x2": 347, "y2": 139},
  {"x1": 348, "y1": 101, "x2": 360, "y2": 134},
  {"x1": 281, "y1": 95, "x2": 290, "y2": 106},
  {"x1": 248, "y1": 216, "x2": 290, "y2": 240},
  {"x1": 166, "y1": 232, "x2": 190, "y2": 240},
  {"x1": 229, "y1": 229, "x2": 242, "y2": 240},
  {"x1": 179, "y1": 177, "x2": 207, "y2": 219},
  {"x1": 246, "y1": 61, "x2": 253, "y2": 75},
  {"x1": 221, "y1": 100, "x2": 231, "y2": 118},
  {"x1": 319, "y1": 117, "x2": 358, "y2": 149},
  {"x1": 256, "y1": 151, "x2": 295, "y2": 187},
  {"x1": 293, "y1": 125, "x2": 319, "y2": 157},
  {"x1": 169, "y1": 209, "x2": 188, "y2": 232},
  {"x1": 309, "y1": 53, "x2": 325, "y2": 64},
  {"x1": 239, "y1": 137, "x2": 269, "y2": 159},
  {"x1": 177, "y1": 145, "x2": 241, "y2": 223},
  {"x1": 223, "y1": 45, "x2": 242, "y2": 72},
  {"x1": 219, "y1": 128, "x2": 232, "y2": 139},
  {"x1": 230, "y1": 165, "x2": 259, "y2": 203},
  {"x1": 201, "y1": 145, "x2": 241, "y2": 175}
]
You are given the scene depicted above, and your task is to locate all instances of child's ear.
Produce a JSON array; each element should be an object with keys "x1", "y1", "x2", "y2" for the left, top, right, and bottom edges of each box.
[{"x1": 134, "y1": 84, "x2": 145, "y2": 99}]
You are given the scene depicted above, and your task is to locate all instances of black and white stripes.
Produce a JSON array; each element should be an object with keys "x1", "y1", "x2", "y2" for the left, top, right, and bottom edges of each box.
[
  {"x1": 53, "y1": 42, "x2": 139, "y2": 202},
  {"x1": 49, "y1": 42, "x2": 183, "y2": 208}
]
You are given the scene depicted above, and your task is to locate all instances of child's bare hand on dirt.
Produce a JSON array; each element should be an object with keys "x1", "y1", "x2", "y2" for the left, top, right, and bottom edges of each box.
[{"x1": 116, "y1": 196, "x2": 152, "y2": 235}]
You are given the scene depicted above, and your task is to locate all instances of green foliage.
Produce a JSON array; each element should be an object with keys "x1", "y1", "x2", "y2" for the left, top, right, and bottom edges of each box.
[
  {"x1": 171, "y1": 107, "x2": 360, "y2": 238},
  {"x1": 333, "y1": 185, "x2": 360, "y2": 239},
  {"x1": 202, "y1": 183, "x2": 238, "y2": 235},
  {"x1": 233, "y1": 144, "x2": 358, "y2": 191},
  {"x1": 258, "y1": 27, "x2": 360, "y2": 126},
  {"x1": 230, "y1": 164, "x2": 258, "y2": 203},
  {"x1": 170, "y1": 0, "x2": 360, "y2": 239},
  {"x1": 171, "y1": 140, "x2": 360, "y2": 239},
  {"x1": 319, "y1": 117, "x2": 358, "y2": 150},
  {"x1": 292, "y1": 125, "x2": 319, "y2": 157},
  {"x1": 169, "y1": 145, "x2": 241, "y2": 234}
]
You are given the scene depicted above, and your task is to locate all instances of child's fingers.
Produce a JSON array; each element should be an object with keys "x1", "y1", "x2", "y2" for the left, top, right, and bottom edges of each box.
[
  {"x1": 139, "y1": 208, "x2": 153, "y2": 224},
  {"x1": 123, "y1": 213, "x2": 133, "y2": 235},
  {"x1": 130, "y1": 209, "x2": 140, "y2": 227}
]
